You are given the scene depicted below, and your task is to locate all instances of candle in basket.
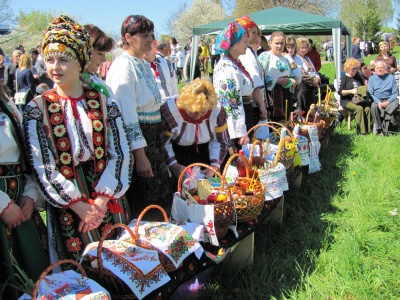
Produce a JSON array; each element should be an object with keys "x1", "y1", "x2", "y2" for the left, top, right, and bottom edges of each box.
[
  {"x1": 273, "y1": 138, "x2": 285, "y2": 167},
  {"x1": 318, "y1": 87, "x2": 321, "y2": 107}
]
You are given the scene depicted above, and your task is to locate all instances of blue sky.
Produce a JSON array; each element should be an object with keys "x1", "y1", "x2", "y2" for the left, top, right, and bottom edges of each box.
[{"x1": 11, "y1": 0, "x2": 191, "y2": 36}]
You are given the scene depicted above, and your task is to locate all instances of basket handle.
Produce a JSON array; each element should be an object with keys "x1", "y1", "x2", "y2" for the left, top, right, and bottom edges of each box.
[
  {"x1": 305, "y1": 106, "x2": 317, "y2": 123},
  {"x1": 177, "y1": 163, "x2": 231, "y2": 200},
  {"x1": 245, "y1": 123, "x2": 281, "y2": 140},
  {"x1": 248, "y1": 139, "x2": 263, "y2": 167},
  {"x1": 222, "y1": 153, "x2": 250, "y2": 178},
  {"x1": 264, "y1": 121, "x2": 295, "y2": 140},
  {"x1": 97, "y1": 223, "x2": 136, "y2": 272},
  {"x1": 134, "y1": 205, "x2": 168, "y2": 239},
  {"x1": 32, "y1": 259, "x2": 87, "y2": 300}
]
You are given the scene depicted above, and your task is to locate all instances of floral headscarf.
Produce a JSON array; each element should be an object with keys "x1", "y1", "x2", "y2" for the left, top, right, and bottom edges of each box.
[
  {"x1": 235, "y1": 15, "x2": 257, "y2": 31},
  {"x1": 42, "y1": 15, "x2": 92, "y2": 73},
  {"x1": 215, "y1": 22, "x2": 246, "y2": 55}
]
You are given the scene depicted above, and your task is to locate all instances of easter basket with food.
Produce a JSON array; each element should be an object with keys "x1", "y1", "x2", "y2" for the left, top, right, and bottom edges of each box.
[
  {"x1": 222, "y1": 153, "x2": 265, "y2": 223},
  {"x1": 171, "y1": 163, "x2": 235, "y2": 245},
  {"x1": 248, "y1": 140, "x2": 289, "y2": 201}
]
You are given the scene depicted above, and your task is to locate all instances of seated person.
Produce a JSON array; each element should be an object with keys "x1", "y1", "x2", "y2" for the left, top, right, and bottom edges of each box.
[
  {"x1": 368, "y1": 60, "x2": 399, "y2": 135},
  {"x1": 338, "y1": 58, "x2": 371, "y2": 135}
]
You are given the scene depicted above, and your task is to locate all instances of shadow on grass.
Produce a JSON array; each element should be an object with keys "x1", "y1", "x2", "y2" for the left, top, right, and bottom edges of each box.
[{"x1": 200, "y1": 124, "x2": 355, "y2": 300}]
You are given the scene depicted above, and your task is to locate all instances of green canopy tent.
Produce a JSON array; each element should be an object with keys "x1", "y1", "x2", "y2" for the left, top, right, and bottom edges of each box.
[{"x1": 190, "y1": 6, "x2": 350, "y2": 82}]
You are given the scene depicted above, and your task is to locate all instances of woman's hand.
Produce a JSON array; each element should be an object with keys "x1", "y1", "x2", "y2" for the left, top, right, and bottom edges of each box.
[
  {"x1": 380, "y1": 100, "x2": 389, "y2": 109},
  {"x1": 352, "y1": 87, "x2": 358, "y2": 95},
  {"x1": 291, "y1": 78, "x2": 297, "y2": 88},
  {"x1": 0, "y1": 202, "x2": 24, "y2": 229},
  {"x1": 277, "y1": 77, "x2": 289, "y2": 86},
  {"x1": 201, "y1": 165, "x2": 219, "y2": 178},
  {"x1": 19, "y1": 196, "x2": 35, "y2": 222},
  {"x1": 133, "y1": 148, "x2": 153, "y2": 178},
  {"x1": 69, "y1": 201, "x2": 105, "y2": 233},
  {"x1": 238, "y1": 136, "x2": 250, "y2": 146},
  {"x1": 170, "y1": 163, "x2": 186, "y2": 179}
]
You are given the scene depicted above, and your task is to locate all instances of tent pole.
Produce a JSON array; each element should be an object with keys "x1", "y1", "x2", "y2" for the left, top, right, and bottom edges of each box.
[
  {"x1": 190, "y1": 35, "x2": 200, "y2": 82},
  {"x1": 332, "y1": 28, "x2": 342, "y2": 83}
]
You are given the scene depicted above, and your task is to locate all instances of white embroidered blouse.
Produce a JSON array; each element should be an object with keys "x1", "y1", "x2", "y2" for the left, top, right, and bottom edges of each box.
[{"x1": 106, "y1": 51, "x2": 162, "y2": 150}]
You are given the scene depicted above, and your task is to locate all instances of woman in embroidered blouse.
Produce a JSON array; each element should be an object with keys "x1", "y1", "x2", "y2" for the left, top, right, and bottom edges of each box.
[
  {"x1": 106, "y1": 15, "x2": 173, "y2": 216},
  {"x1": 258, "y1": 31, "x2": 301, "y2": 120},
  {"x1": 213, "y1": 22, "x2": 252, "y2": 151},
  {"x1": 0, "y1": 81, "x2": 48, "y2": 299},
  {"x1": 283, "y1": 36, "x2": 302, "y2": 109},
  {"x1": 24, "y1": 15, "x2": 132, "y2": 263},
  {"x1": 375, "y1": 41, "x2": 397, "y2": 74},
  {"x1": 295, "y1": 37, "x2": 320, "y2": 113},
  {"x1": 161, "y1": 79, "x2": 229, "y2": 179}
]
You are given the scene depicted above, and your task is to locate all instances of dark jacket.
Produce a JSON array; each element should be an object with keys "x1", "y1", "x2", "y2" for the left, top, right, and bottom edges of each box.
[{"x1": 4, "y1": 62, "x2": 18, "y2": 96}]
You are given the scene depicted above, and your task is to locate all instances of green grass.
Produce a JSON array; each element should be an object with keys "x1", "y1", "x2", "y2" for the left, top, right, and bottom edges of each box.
[{"x1": 201, "y1": 124, "x2": 400, "y2": 299}]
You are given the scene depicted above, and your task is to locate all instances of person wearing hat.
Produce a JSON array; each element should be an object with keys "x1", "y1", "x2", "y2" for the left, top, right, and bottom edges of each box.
[
  {"x1": 213, "y1": 21, "x2": 252, "y2": 151},
  {"x1": 24, "y1": 15, "x2": 132, "y2": 263},
  {"x1": 235, "y1": 15, "x2": 268, "y2": 134},
  {"x1": 107, "y1": 15, "x2": 173, "y2": 216}
]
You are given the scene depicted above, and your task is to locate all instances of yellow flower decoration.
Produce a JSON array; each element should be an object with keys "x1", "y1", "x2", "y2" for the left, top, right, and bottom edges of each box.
[
  {"x1": 95, "y1": 146, "x2": 104, "y2": 159},
  {"x1": 60, "y1": 152, "x2": 72, "y2": 165},
  {"x1": 54, "y1": 124, "x2": 66, "y2": 137},
  {"x1": 87, "y1": 99, "x2": 100, "y2": 109},
  {"x1": 93, "y1": 120, "x2": 103, "y2": 132},
  {"x1": 49, "y1": 103, "x2": 61, "y2": 113}
]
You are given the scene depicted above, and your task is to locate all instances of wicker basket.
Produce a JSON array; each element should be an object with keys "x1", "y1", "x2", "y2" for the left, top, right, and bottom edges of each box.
[
  {"x1": 32, "y1": 260, "x2": 87, "y2": 300},
  {"x1": 132, "y1": 205, "x2": 183, "y2": 273},
  {"x1": 222, "y1": 153, "x2": 265, "y2": 223},
  {"x1": 247, "y1": 122, "x2": 296, "y2": 169},
  {"x1": 290, "y1": 110, "x2": 325, "y2": 140},
  {"x1": 82, "y1": 224, "x2": 139, "y2": 300},
  {"x1": 177, "y1": 163, "x2": 234, "y2": 239}
]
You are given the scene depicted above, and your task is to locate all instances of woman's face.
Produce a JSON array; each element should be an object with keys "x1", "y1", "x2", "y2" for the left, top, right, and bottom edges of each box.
[
  {"x1": 233, "y1": 34, "x2": 249, "y2": 56},
  {"x1": 297, "y1": 43, "x2": 308, "y2": 57},
  {"x1": 380, "y1": 43, "x2": 388, "y2": 54},
  {"x1": 286, "y1": 45, "x2": 296, "y2": 57},
  {"x1": 270, "y1": 35, "x2": 285, "y2": 55},
  {"x1": 125, "y1": 31, "x2": 155, "y2": 57},
  {"x1": 45, "y1": 54, "x2": 81, "y2": 87},
  {"x1": 361, "y1": 66, "x2": 371, "y2": 78},
  {"x1": 87, "y1": 49, "x2": 106, "y2": 74},
  {"x1": 346, "y1": 66, "x2": 359, "y2": 77},
  {"x1": 247, "y1": 27, "x2": 258, "y2": 44}
]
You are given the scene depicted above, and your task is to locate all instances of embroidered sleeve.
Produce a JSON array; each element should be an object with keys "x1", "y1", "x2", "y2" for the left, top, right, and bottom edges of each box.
[
  {"x1": 106, "y1": 56, "x2": 147, "y2": 151},
  {"x1": 209, "y1": 106, "x2": 229, "y2": 167},
  {"x1": 160, "y1": 102, "x2": 178, "y2": 166},
  {"x1": 23, "y1": 101, "x2": 82, "y2": 208},
  {"x1": 288, "y1": 56, "x2": 302, "y2": 84},
  {"x1": 0, "y1": 191, "x2": 11, "y2": 215},
  {"x1": 95, "y1": 100, "x2": 133, "y2": 198}
]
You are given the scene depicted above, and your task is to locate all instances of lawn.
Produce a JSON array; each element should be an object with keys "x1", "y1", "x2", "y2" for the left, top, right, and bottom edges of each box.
[{"x1": 201, "y1": 124, "x2": 400, "y2": 299}]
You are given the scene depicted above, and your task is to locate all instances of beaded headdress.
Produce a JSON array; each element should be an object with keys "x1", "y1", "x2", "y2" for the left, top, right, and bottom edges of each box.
[
  {"x1": 42, "y1": 15, "x2": 92, "y2": 73},
  {"x1": 235, "y1": 15, "x2": 257, "y2": 31}
]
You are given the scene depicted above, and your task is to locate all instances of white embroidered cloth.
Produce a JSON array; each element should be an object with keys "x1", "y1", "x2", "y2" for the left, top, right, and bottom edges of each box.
[
  {"x1": 120, "y1": 220, "x2": 204, "y2": 268},
  {"x1": 82, "y1": 240, "x2": 170, "y2": 300},
  {"x1": 18, "y1": 270, "x2": 110, "y2": 300}
]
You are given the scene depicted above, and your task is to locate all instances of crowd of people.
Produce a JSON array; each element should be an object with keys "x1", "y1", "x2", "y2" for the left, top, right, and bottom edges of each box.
[{"x1": 0, "y1": 12, "x2": 399, "y2": 299}]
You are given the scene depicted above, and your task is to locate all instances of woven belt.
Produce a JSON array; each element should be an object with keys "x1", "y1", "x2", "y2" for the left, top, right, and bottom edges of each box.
[
  {"x1": 242, "y1": 96, "x2": 252, "y2": 104},
  {"x1": 0, "y1": 162, "x2": 22, "y2": 178}
]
